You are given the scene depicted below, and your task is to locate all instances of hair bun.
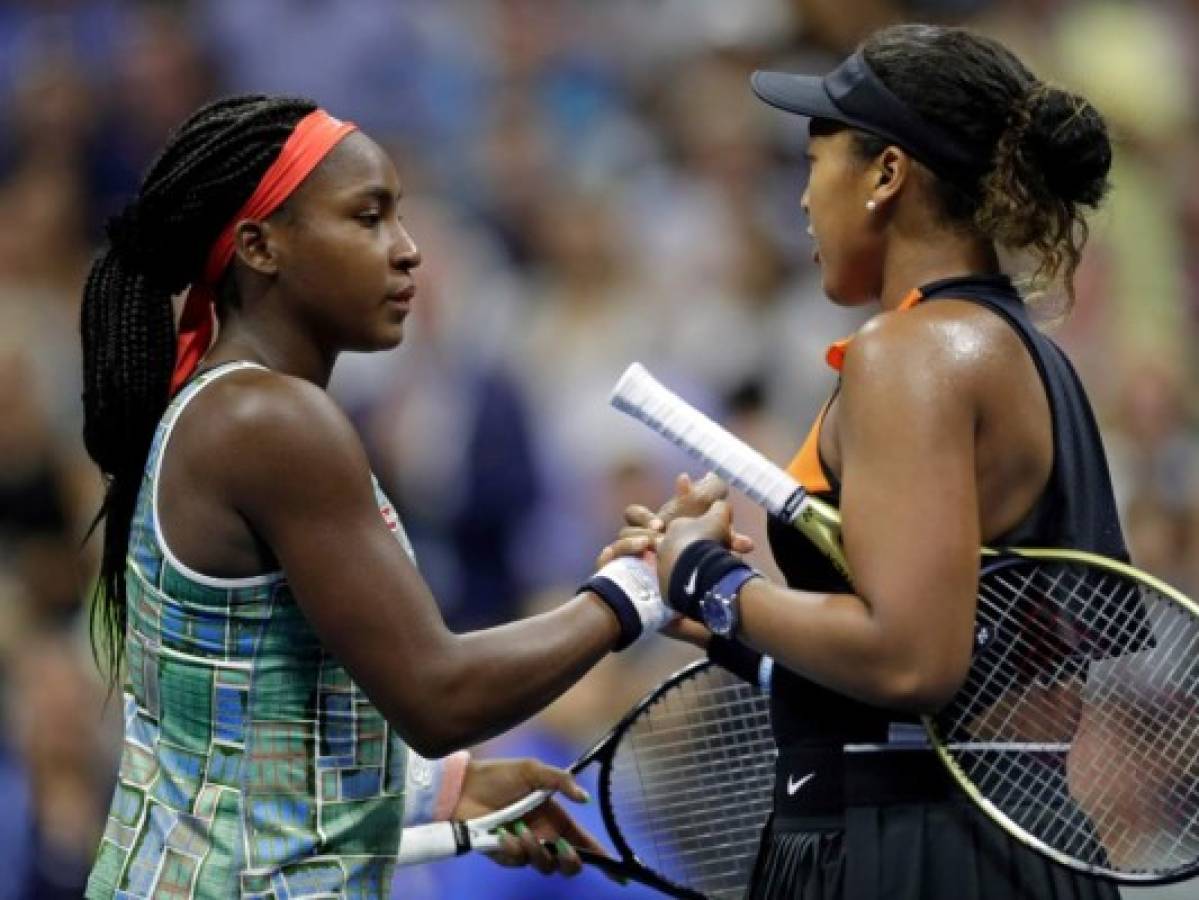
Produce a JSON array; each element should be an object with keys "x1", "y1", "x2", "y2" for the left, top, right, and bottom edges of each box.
[{"x1": 1022, "y1": 85, "x2": 1112, "y2": 208}]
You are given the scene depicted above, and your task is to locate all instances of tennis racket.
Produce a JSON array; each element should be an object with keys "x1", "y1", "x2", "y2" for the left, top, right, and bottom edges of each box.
[
  {"x1": 610, "y1": 362, "x2": 1199, "y2": 886},
  {"x1": 397, "y1": 659, "x2": 775, "y2": 898}
]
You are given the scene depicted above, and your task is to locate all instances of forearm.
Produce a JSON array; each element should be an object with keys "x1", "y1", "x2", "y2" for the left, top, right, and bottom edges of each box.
[
  {"x1": 737, "y1": 579, "x2": 950, "y2": 710},
  {"x1": 409, "y1": 593, "x2": 620, "y2": 755}
]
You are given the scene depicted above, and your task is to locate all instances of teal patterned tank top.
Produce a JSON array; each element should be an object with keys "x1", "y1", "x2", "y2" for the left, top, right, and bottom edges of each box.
[{"x1": 87, "y1": 362, "x2": 416, "y2": 899}]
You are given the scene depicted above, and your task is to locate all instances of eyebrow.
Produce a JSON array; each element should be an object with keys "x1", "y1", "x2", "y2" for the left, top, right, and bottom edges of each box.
[{"x1": 350, "y1": 185, "x2": 401, "y2": 204}]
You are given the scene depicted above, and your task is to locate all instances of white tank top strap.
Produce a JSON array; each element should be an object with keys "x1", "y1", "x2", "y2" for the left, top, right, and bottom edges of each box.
[
  {"x1": 151, "y1": 360, "x2": 284, "y2": 588},
  {"x1": 161, "y1": 360, "x2": 269, "y2": 424}
]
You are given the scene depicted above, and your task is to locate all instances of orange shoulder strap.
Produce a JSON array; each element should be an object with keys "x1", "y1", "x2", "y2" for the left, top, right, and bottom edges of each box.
[
  {"x1": 824, "y1": 287, "x2": 923, "y2": 373},
  {"x1": 787, "y1": 287, "x2": 925, "y2": 493},
  {"x1": 785, "y1": 397, "x2": 834, "y2": 495}
]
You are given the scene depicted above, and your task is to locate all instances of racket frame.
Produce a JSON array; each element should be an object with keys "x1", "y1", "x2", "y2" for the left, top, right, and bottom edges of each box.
[
  {"x1": 576, "y1": 658, "x2": 741, "y2": 899},
  {"x1": 400, "y1": 659, "x2": 765, "y2": 898},
  {"x1": 928, "y1": 546, "x2": 1199, "y2": 885}
]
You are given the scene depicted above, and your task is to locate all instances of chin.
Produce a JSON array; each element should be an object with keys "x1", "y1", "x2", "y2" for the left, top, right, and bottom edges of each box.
[
  {"x1": 379, "y1": 326, "x2": 406, "y2": 349},
  {"x1": 821, "y1": 278, "x2": 855, "y2": 308},
  {"x1": 356, "y1": 325, "x2": 406, "y2": 352},
  {"x1": 822, "y1": 274, "x2": 877, "y2": 308}
]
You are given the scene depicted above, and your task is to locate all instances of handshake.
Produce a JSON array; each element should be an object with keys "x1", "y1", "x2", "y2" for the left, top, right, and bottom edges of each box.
[{"x1": 580, "y1": 472, "x2": 758, "y2": 650}]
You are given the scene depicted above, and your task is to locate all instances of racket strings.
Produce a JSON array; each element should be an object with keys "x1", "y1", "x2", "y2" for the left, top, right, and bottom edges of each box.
[
  {"x1": 606, "y1": 666, "x2": 775, "y2": 899},
  {"x1": 934, "y1": 560, "x2": 1199, "y2": 877},
  {"x1": 958, "y1": 568, "x2": 1065, "y2": 734},
  {"x1": 1004, "y1": 583, "x2": 1197, "y2": 788},
  {"x1": 949, "y1": 584, "x2": 1175, "y2": 824},
  {"x1": 962, "y1": 570, "x2": 1116, "y2": 741},
  {"x1": 963, "y1": 577, "x2": 1189, "y2": 800},
  {"x1": 958, "y1": 569, "x2": 1184, "y2": 748}
]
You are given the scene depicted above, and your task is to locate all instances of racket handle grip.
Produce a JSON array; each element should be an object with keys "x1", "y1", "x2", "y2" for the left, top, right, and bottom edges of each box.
[
  {"x1": 610, "y1": 363, "x2": 801, "y2": 517},
  {"x1": 398, "y1": 821, "x2": 484, "y2": 865}
]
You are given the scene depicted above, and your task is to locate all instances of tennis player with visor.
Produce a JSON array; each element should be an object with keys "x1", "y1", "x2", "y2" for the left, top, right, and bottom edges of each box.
[{"x1": 620, "y1": 24, "x2": 1126, "y2": 900}]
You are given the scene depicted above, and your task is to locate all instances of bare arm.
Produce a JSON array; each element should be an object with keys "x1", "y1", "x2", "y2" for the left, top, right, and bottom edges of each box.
[
  {"x1": 225, "y1": 375, "x2": 621, "y2": 757},
  {"x1": 660, "y1": 315, "x2": 982, "y2": 710}
]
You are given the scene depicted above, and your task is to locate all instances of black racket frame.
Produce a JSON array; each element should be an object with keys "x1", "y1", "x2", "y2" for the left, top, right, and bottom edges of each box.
[{"x1": 566, "y1": 658, "x2": 760, "y2": 899}]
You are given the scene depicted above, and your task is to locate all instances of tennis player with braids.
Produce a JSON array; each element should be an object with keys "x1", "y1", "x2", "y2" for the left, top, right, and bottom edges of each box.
[
  {"x1": 619, "y1": 24, "x2": 1125, "y2": 900},
  {"x1": 79, "y1": 96, "x2": 691, "y2": 898}
]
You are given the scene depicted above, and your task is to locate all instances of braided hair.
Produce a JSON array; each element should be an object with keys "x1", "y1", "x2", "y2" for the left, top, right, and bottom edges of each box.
[{"x1": 81, "y1": 95, "x2": 317, "y2": 684}]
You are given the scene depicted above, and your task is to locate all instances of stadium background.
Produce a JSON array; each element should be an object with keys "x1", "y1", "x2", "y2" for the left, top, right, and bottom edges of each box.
[{"x1": 0, "y1": 0, "x2": 1194, "y2": 897}]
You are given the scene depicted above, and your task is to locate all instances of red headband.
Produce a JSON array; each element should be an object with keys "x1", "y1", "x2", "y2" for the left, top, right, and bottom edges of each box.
[{"x1": 169, "y1": 109, "x2": 358, "y2": 395}]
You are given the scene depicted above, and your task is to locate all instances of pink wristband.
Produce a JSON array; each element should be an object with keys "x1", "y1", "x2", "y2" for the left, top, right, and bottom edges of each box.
[{"x1": 433, "y1": 750, "x2": 471, "y2": 821}]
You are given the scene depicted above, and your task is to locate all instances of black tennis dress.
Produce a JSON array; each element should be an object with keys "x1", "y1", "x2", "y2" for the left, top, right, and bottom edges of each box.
[{"x1": 709, "y1": 275, "x2": 1126, "y2": 900}]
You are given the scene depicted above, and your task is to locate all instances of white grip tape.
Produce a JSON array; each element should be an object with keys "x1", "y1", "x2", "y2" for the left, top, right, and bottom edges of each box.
[
  {"x1": 610, "y1": 363, "x2": 801, "y2": 516},
  {"x1": 397, "y1": 822, "x2": 463, "y2": 866},
  {"x1": 396, "y1": 786, "x2": 553, "y2": 865}
]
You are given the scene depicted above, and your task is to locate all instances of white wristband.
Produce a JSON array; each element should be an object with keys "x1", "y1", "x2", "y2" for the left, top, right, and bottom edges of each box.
[{"x1": 593, "y1": 555, "x2": 674, "y2": 641}]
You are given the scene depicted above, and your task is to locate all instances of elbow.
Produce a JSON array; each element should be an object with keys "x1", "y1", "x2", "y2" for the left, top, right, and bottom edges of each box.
[
  {"x1": 872, "y1": 659, "x2": 967, "y2": 714},
  {"x1": 403, "y1": 728, "x2": 467, "y2": 760},
  {"x1": 386, "y1": 663, "x2": 481, "y2": 757},
  {"x1": 396, "y1": 705, "x2": 476, "y2": 758}
]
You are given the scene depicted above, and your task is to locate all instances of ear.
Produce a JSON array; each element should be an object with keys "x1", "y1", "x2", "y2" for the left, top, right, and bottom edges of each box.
[
  {"x1": 869, "y1": 146, "x2": 912, "y2": 209},
  {"x1": 231, "y1": 220, "x2": 279, "y2": 276}
]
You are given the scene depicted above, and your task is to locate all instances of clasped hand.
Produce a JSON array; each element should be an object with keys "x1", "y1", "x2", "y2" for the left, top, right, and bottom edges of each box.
[{"x1": 597, "y1": 473, "x2": 753, "y2": 644}]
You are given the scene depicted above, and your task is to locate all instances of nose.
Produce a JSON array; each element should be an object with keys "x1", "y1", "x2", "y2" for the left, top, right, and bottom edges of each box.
[{"x1": 392, "y1": 221, "x2": 422, "y2": 271}]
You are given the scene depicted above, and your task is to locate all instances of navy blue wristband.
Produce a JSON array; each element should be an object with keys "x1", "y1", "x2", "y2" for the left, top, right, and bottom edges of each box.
[
  {"x1": 667, "y1": 540, "x2": 750, "y2": 621},
  {"x1": 581, "y1": 575, "x2": 641, "y2": 651},
  {"x1": 707, "y1": 636, "x2": 764, "y2": 686}
]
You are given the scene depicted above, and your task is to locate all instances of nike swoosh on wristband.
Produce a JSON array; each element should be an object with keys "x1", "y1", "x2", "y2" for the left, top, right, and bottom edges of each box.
[
  {"x1": 684, "y1": 568, "x2": 699, "y2": 595},
  {"x1": 786, "y1": 772, "x2": 815, "y2": 796}
]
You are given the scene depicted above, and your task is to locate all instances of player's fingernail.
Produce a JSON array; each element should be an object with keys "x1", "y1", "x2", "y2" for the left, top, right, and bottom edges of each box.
[{"x1": 650, "y1": 517, "x2": 663, "y2": 530}]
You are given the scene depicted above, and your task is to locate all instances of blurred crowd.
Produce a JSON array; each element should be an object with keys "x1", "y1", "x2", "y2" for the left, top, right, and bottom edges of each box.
[{"x1": 0, "y1": 0, "x2": 1195, "y2": 897}]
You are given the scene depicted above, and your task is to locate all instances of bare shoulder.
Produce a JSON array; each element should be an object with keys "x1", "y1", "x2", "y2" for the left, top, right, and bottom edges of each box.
[
  {"x1": 841, "y1": 298, "x2": 1025, "y2": 390},
  {"x1": 194, "y1": 367, "x2": 357, "y2": 444},
  {"x1": 182, "y1": 367, "x2": 371, "y2": 494}
]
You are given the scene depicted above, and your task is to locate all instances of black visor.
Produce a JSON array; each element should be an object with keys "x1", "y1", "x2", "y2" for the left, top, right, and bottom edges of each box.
[{"x1": 751, "y1": 52, "x2": 984, "y2": 183}]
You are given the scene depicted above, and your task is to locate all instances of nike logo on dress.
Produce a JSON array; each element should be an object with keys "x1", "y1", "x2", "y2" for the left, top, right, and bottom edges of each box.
[
  {"x1": 786, "y1": 772, "x2": 815, "y2": 796},
  {"x1": 684, "y1": 568, "x2": 699, "y2": 595}
]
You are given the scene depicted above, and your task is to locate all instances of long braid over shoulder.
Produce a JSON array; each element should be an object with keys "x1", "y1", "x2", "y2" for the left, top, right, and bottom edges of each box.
[{"x1": 81, "y1": 95, "x2": 317, "y2": 684}]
